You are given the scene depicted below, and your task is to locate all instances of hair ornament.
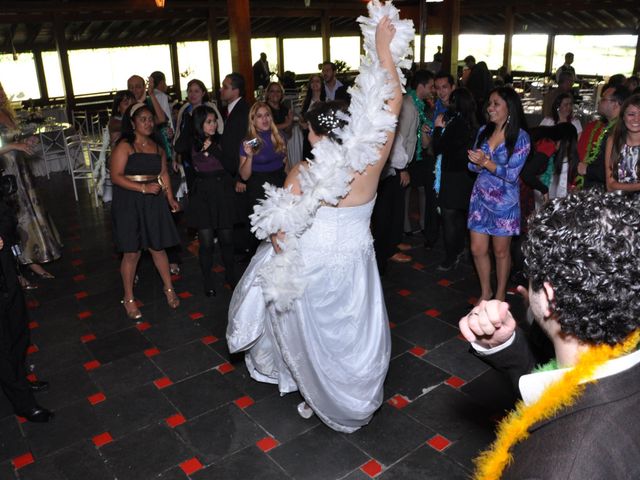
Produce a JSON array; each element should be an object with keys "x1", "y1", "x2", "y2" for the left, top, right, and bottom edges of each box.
[
  {"x1": 129, "y1": 102, "x2": 147, "y2": 117},
  {"x1": 317, "y1": 111, "x2": 341, "y2": 131}
]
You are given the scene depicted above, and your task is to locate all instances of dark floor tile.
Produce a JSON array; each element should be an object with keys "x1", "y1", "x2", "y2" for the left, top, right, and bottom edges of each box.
[
  {"x1": 0, "y1": 461, "x2": 16, "y2": 480},
  {"x1": 152, "y1": 340, "x2": 225, "y2": 382},
  {"x1": 444, "y1": 431, "x2": 493, "y2": 473},
  {"x1": 0, "y1": 416, "x2": 29, "y2": 463},
  {"x1": 94, "y1": 384, "x2": 176, "y2": 438},
  {"x1": 83, "y1": 305, "x2": 141, "y2": 337},
  {"x1": 392, "y1": 314, "x2": 459, "y2": 350},
  {"x1": 100, "y1": 424, "x2": 193, "y2": 480},
  {"x1": 378, "y1": 444, "x2": 469, "y2": 479},
  {"x1": 423, "y1": 337, "x2": 489, "y2": 381},
  {"x1": 192, "y1": 446, "x2": 289, "y2": 480},
  {"x1": 175, "y1": 404, "x2": 264, "y2": 464},
  {"x1": 140, "y1": 317, "x2": 211, "y2": 351},
  {"x1": 34, "y1": 364, "x2": 98, "y2": 411},
  {"x1": 384, "y1": 296, "x2": 432, "y2": 326},
  {"x1": 270, "y1": 426, "x2": 368, "y2": 480},
  {"x1": 157, "y1": 467, "x2": 189, "y2": 479},
  {"x1": 245, "y1": 391, "x2": 319, "y2": 443},
  {"x1": 383, "y1": 353, "x2": 449, "y2": 401},
  {"x1": 85, "y1": 328, "x2": 152, "y2": 364},
  {"x1": 340, "y1": 469, "x2": 370, "y2": 480},
  {"x1": 21, "y1": 400, "x2": 104, "y2": 458},
  {"x1": 89, "y1": 352, "x2": 163, "y2": 397},
  {"x1": 28, "y1": 341, "x2": 93, "y2": 377},
  {"x1": 345, "y1": 404, "x2": 434, "y2": 466},
  {"x1": 390, "y1": 333, "x2": 412, "y2": 359},
  {"x1": 162, "y1": 370, "x2": 241, "y2": 419},
  {"x1": 29, "y1": 315, "x2": 90, "y2": 349},
  {"x1": 17, "y1": 441, "x2": 114, "y2": 480},
  {"x1": 222, "y1": 362, "x2": 280, "y2": 402},
  {"x1": 437, "y1": 301, "x2": 475, "y2": 327}
]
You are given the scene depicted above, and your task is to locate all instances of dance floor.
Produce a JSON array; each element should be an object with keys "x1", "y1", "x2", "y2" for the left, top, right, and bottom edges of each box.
[{"x1": 1, "y1": 173, "x2": 526, "y2": 479}]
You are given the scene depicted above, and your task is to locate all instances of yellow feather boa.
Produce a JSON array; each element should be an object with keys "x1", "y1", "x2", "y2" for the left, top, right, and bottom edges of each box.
[{"x1": 473, "y1": 328, "x2": 640, "y2": 480}]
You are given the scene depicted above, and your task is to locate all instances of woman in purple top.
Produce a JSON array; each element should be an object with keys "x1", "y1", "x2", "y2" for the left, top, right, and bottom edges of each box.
[
  {"x1": 467, "y1": 87, "x2": 530, "y2": 302},
  {"x1": 187, "y1": 105, "x2": 236, "y2": 296},
  {"x1": 239, "y1": 102, "x2": 287, "y2": 252}
]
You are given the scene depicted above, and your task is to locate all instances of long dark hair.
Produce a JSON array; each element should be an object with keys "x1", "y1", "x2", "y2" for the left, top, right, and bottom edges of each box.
[
  {"x1": 476, "y1": 86, "x2": 528, "y2": 158},
  {"x1": 191, "y1": 104, "x2": 218, "y2": 151},
  {"x1": 304, "y1": 101, "x2": 349, "y2": 144},
  {"x1": 448, "y1": 87, "x2": 478, "y2": 143},
  {"x1": 551, "y1": 92, "x2": 574, "y2": 124},
  {"x1": 302, "y1": 74, "x2": 326, "y2": 115},
  {"x1": 610, "y1": 93, "x2": 640, "y2": 181},
  {"x1": 111, "y1": 90, "x2": 135, "y2": 116},
  {"x1": 118, "y1": 103, "x2": 161, "y2": 146}
]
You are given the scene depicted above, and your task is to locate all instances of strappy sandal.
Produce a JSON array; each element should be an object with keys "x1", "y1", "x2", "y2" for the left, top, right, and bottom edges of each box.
[
  {"x1": 163, "y1": 287, "x2": 180, "y2": 309},
  {"x1": 121, "y1": 298, "x2": 142, "y2": 320}
]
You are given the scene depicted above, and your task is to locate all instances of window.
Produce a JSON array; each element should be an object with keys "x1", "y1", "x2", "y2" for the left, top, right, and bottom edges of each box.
[
  {"x1": 177, "y1": 41, "x2": 212, "y2": 96},
  {"x1": 511, "y1": 34, "x2": 548, "y2": 72},
  {"x1": 283, "y1": 38, "x2": 323, "y2": 75},
  {"x1": 251, "y1": 38, "x2": 278, "y2": 75},
  {"x1": 68, "y1": 45, "x2": 173, "y2": 96},
  {"x1": 217, "y1": 40, "x2": 232, "y2": 85},
  {"x1": 413, "y1": 34, "x2": 444, "y2": 64},
  {"x1": 41, "y1": 51, "x2": 65, "y2": 98},
  {"x1": 459, "y1": 34, "x2": 505, "y2": 70},
  {"x1": 553, "y1": 35, "x2": 637, "y2": 77},
  {"x1": 0, "y1": 53, "x2": 40, "y2": 101},
  {"x1": 329, "y1": 36, "x2": 360, "y2": 71}
]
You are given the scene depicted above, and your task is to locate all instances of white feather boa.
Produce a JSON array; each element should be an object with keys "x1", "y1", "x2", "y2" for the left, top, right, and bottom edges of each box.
[{"x1": 249, "y1": 0, "x2": 414, "y2": 312}]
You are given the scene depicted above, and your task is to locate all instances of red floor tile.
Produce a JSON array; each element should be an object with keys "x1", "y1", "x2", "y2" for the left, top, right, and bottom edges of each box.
[
  {"x1": 71, "y1": 259, "x2": 84, "y2": 266},
  {"x1": 88, "y1": 392, "x2": 106, "y2": 405},
  {"x1": 144, "y1": 347, "x2": 160, "y2": 358},
  {"x1": 166, "y1": 413, "x2": 186, "y2": 428},
  {"x1": 77, "y1": 310, "x2": 93, "y2": 320},
  {"x1": 437, "y1": 279, "x2": 452, "y2": 287},
  {"x1": 216, "y1": 362, "x2": 235, "y2": 374},
  {"x1": 26, "y1": 373, "x2": 37, "y2": 382},
  {"x1": 92, "y1": 432, "x2": 113, "y2": 447},
  {"x1": 73, "y1": 273, "x2": 86, "y2": 282},
  {"x1": 16, "y1": 415, "x2": 26, "y2": 424},
  {"x1": 84, "y1": 360, "x2": 101, "y2": 371},
  {"x1": 427, "y1": 434, "x2": 451, "y2": 452},
  {"x1": 397, "y1": 289, "x2": 412, "y2": 297},
  {"x1": 201, "y1": 335, "x2": 219, "y2": 345},
  {"x1": 212, "y1": 264, "x2": 225, "y2": 273},
  {"x1": 388, "y1": 321, "x2": 397, "y2": 329},
  {"x1": 171, "y1": 274, "x2": 182, "y2": 282},
  {"x1": 189, "y1": 312, "x2": 204, "y2": 320},
  {"x1": 71, "y1": 246, "x2": 82, "y2": 253},
  {"x1": 256, "y1": 436, "x2": 279, "y2": 452},
  {"x1": 424, "y1": 308, "x2": 441, "y2": 318},
  {"x1": 74, "y1": 291, "x2": 89, "y2": 300},
  {"x1": 26, "y1": 299, "x2": 39, "y2": 309},
  {"x1": 412, "y1": 262, "x2": 425, "y2": 270},
  {"x1": 387, "y1": 394, "x2": 410, "y2": 409},
  {"x1": 28, "y1": 321, "x2": 39, "y2": 330},
  {"x1": 27, "y1": 345, "x2": 38, "y2": 355},
  {"x1": 80, "y1": 334, "x2": 96, "y2": 343},
  {"x1": 154, "y1": 377, "x2": 173, "y2": 389},
  {"x1": 12, "y1": 452, "x2": 34, "y2": 469},
  {"x1": 409, "y1": 346, "x2": 427, "y2": 357},
  {"x1": 445, "y1": 376, "x2": 466, "y2": 388},
  {"x1": 361, "y1": 459, "x2": 383, "y2": 478},
  {"x1": 180, "y1": 457, "x2": 204, "y2": 475},
  {"x1": 234, "y1": 396, "x2": 255, "y2": 409},
  {"x1": 136, "y1": 322, "x2": 151, "y2": 332},
  {"x1": 177, "y1": 291, "x2": 192, "y2": 299}
]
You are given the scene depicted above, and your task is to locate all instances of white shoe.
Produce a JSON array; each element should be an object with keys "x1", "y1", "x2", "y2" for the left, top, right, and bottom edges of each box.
[{"x1": 297, "y1": 401, "x2": 314, "y2": 419}]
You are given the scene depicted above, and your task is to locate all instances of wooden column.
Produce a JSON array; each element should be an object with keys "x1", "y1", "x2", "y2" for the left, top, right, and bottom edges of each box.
[
  {"x1": 321, "y1": 10, "x2": 331, "y2": 62},
  {"x1": 441, "y1": 0, "x2": 460, "y2": 77},
  {"x1": 502, "y1": 6, "x2": 514, "y2": 71},
  {"x1": 54, "y1": 16, "x2": 74, "y2": 116},
  {"x1": 632, "y1": 33, "x2": 640, "y2": 77},
  {"x1": 418, "y1": 0, "x2": 427, "y2": 68},
  {"x1": 544, "y1": 33, "x2": 555, "y2": 77},
  {"x1": 32, "y1": 49, "x2": 49, "y2": 103},
  {"x1": 169, "y1": 41, "x2": 182, "y2": 100},
  {"x1": 227, "y1": 0, "x2": 253, "y2": 99},
  {"x1": 208, "y1": 7, "x2": 220, "y2": 92},
  {"x1": 276, "y1": 36, "x2": 285, "y2": 78}
]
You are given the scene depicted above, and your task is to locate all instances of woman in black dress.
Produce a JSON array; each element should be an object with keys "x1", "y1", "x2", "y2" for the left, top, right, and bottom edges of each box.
[{"x1": 111, "y1": 103, "x2": 181, "y2": 319}]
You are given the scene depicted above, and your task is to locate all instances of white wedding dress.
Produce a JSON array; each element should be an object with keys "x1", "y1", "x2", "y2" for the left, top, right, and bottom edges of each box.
[{"x1": 227, "y1": 197, "x2": 391, "y2": 433}]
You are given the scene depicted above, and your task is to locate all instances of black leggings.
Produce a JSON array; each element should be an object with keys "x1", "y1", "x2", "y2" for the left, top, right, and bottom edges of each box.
[
  {"x1": 198, "y1": 227, "x2": 235, "y2": 288},
  {"x1": 440, "y1": 207, "x2": 467, "y2": 262}
]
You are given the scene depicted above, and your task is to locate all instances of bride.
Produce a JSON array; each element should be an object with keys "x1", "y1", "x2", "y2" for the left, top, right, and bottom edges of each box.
[{"x1": 227, "y1": 1, "x2": 413, "y2": 433}]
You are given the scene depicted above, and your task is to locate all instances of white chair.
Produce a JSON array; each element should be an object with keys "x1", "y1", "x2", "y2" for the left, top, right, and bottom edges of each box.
[{"x1": 64, "y1": 133, "x2": 98, "y2": 204}]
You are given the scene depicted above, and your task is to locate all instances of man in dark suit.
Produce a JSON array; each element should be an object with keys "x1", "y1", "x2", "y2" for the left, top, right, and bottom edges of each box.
[
  {"x1": 219, "y1": 73, "x2": 250, "y2": 286},
  {"x1": 0, "y1": 195, "x2": 52, "y2": 422},
  {"x1": 459, "y1": 189, "x2": 640, "y2": 479}
]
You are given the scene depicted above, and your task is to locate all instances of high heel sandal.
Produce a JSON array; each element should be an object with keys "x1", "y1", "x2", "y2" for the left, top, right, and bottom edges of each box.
[
  {"x1": 121, "y1": 298, "x2": 142, "y2": 320},
  {"x1": 163, "y1": 288, "x2": 180, "y2": 309}
]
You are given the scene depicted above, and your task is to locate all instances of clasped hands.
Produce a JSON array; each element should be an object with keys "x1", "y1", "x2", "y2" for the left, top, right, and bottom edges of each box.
[{"x1": 459, "y1": 299, "x2": 517, "y2": 349}]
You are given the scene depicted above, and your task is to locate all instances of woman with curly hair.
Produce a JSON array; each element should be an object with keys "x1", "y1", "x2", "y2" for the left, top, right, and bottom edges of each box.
[{"x1": 605, "y1": 93, "x2": 640, "y2": 192}]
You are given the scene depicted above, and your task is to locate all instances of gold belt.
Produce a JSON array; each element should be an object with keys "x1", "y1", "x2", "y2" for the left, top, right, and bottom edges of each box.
[{"x1": 126, "y1": 175, "x2": 157, "y2": 182}]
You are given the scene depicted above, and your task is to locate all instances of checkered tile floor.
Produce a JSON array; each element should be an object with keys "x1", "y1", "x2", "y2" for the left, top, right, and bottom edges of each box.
[{"x1": 0, "y1": 173, "x2": 524, "y2": 479}]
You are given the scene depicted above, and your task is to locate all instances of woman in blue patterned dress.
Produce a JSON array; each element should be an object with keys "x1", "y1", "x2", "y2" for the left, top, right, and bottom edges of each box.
[{"x1": 467, "y1": 87, "x2": 530, "y2": 301}]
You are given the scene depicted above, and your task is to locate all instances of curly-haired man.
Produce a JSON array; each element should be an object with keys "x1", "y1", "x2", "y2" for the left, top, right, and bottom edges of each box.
[{"x1": 459, "y1": 189, "x2": 640, "y2": 479}]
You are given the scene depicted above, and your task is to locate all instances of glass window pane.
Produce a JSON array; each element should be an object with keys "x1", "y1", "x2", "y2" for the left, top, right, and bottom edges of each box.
[
  {"x1": 68, "y1": 45, "x2": 172, "y2": 96},
  {"x1": 459, "y1": 34, "x2": 505, "y2": 70},
  {"x1": 553, "y1": 35, "x2": 637, "y2": 77},
  {"x1": 177, "y1": 41, "x2": 212, "y2": 96},
  {"x1": 0, "y1": 53, "x2": 40, "y2": 101},
  {"x1": 217, "y1": 40, "x2": 232, "y2": 84},
  {"x1": 329, "y1": 36, "x2": 360, "y2": 71},
  {"x1": 283, "y1": 38, "x2": 323, "y2": 75},
  {"x1": 251, "y1": 38, "x2": 278, "y2": 76},
  {"x1": 413, "y1": 34, "x2": 444, "y2": 64},
  {"x1": 511, "y1": 34, "x2": 547, "y2": 72},
  {"x1": 42, "y1": 51, "x2": 65, "y2": 98}
]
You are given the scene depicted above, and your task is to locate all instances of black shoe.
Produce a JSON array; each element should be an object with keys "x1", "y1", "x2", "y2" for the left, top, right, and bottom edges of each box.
[
  {"x1": 29, "y1": 381, "x2": 49, "y2": 393},
  {"x1": 17, "y1": 406, "x2": 53, "y2": 423}
]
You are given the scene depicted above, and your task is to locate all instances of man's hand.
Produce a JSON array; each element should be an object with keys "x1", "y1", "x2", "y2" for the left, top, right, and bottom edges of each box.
[
  {"x1": 399, "y1": 170, "x2": 410, "y2": 187},
  {"x1": 235, "y1": 181, "x2": 246, "y2": 193},
  {"x1": 459, "y1": 300, "x2": 517, "y2": 349},
  {"x1": 577, "y1": 162, "x2": 587, "y2": 176}
]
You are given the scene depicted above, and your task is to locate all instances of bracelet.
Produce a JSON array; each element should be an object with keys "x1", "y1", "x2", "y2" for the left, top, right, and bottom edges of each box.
[
  {"x1": 141, "y1": 184, "x2": 146, "y2": 194},
  {"x1": 482, "y1": 157, "x2": 490, "y2": 167}
]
